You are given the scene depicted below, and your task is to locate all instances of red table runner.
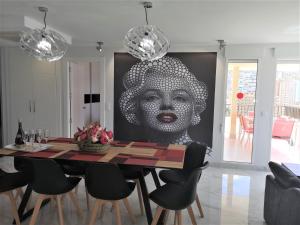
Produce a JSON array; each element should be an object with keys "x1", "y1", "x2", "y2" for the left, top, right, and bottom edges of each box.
[{"x1": 0, "y1": 138, "x2": 186, "y2": 169}]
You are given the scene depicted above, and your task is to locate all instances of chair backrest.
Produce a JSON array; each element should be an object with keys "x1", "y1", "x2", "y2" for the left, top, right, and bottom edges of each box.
[
  {"x1": 165, "y1": 167, "x2": 202, "y2": 210},
  {"x1": 183, "y1": 142, "x2": 207, "y2": 171},
  {"x1": 29, "y1": 158, "x2": 71, "y2": 194},
  {"x1": 272, "y1": 117, "x2": 295, "y2": 138},
  {"x1": 85, "y1": 163, "x2": 132, "y2": 200},
  {"x1": 240, "y1": 115, "x2": 254, "y2": 132}
]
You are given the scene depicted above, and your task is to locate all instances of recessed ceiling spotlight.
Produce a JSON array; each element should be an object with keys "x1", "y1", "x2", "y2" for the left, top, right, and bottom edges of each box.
[{"x1": 96, "y1": 41, "x2": 103, "y2": 52}]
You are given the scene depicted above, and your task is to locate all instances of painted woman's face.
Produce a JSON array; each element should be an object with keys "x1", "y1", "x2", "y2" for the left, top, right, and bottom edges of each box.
[{"x1": 138, "y1": 74, "x2": 195, "y2": 133}]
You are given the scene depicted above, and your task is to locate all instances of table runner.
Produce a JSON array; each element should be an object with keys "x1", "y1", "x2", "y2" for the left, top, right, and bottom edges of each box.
[{"x1": 0, "y1": 138, "x2": 186, "y2": 169}]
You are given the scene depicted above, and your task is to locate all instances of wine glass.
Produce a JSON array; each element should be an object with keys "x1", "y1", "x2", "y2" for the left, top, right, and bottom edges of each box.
[
  {"x1": 23, "y1": 130, "x2": 29, "y2": 145},
  {"x1": 36, "y1": 129, "x2": 43, "y2": 148},
  {"x1": 43, "y1": 129, "x2": 49, "y2": 144},
  {"x1": 29, "y1": 129, "x2": 35, "y2": 149}
]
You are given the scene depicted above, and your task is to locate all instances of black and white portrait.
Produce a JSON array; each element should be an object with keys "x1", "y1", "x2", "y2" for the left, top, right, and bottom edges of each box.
[{"x1": 114, "y1": 53, "x2": 216, "y2": 146}]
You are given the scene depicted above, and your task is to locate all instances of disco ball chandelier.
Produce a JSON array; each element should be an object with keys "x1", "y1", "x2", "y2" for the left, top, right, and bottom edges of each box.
[
  {"x1": 124, "y1": 2, "x2": 170, "y2": 61},
  {"x1": 19, "y1": 7, "x2": 68, "y2": 62}
]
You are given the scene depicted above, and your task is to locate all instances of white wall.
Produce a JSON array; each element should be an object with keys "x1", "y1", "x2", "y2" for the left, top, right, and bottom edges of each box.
[
  {"x1": 2, "y1": 42, "x2": 297, "y2": 168},
  {"x1": 65, "y1": 42, "x2": 300, "y2": 169}
]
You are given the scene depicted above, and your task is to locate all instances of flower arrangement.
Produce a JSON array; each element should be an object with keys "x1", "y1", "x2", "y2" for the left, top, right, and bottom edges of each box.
[{"x1": 74, "y1": 122, "x2": 113, "y2": 151}]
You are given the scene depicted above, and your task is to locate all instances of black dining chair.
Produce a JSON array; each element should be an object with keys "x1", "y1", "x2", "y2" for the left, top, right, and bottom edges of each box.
[
  {"x1": 27, "y1": 158, "x2": 82, "y2": 225},
  {"x1": 85, "y1": 163, "x2": 136, "y2": 225},
  {"x1": 149, "y1": 167, "x2": 202, "y2": 225},
  {"x1": 159, "y1": 142, "x2": 208, "y2": 218},
  {"x1": 58, "y1": 160, "x2": 91, "y2": 209},
  {"x1": 119, "y1": 164, "x2": 152, "y2": 215},
  {"x1": 0, "y1": 168, "x2": 29, "y2": 225}
]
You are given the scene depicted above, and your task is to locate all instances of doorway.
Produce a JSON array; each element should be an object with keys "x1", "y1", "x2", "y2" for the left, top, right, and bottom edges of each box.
[
  {"x1": 68, "y1": 61, "x2": 101, "y2": 136},
  {"x1": 223, "y1": 61, "x2": 258, "y2": 163},
  {"x1": 270, "y1": 62, "x2": 300, "y2": 163}
]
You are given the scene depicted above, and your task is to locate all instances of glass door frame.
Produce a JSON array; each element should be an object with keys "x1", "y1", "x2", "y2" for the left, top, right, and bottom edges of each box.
[
  {"x1": 270, "y1": 60, "x2": 300, "y2": 163},
  {"x1": 221, "y1": 59, "x2": 259, "y2": 164}
]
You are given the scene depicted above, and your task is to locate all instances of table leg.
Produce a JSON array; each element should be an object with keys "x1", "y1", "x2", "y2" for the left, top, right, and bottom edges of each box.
[
  {"x1": 13, "y1": 184, "x2": 50, "y2": 224},
  {"x1": 150, "y1": 169, "x2": 161, "y2": 188},
  {"x1": 149, "y1": 168, "x2": 165, "y2": 225},
  {"x1": 138, "y1": 172, "x2": 153, "y2": 225}
]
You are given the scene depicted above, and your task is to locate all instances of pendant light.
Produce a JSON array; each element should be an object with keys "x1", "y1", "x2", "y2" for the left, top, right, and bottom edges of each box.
[
  {"x1": 19, "y1": 7, "x2": 68, "y2": 62},
  {"x1": 124, "y1": 2, "x2": 170, "y2": 61}
]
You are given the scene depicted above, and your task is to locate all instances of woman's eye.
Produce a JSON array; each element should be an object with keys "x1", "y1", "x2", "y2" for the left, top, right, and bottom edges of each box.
[
  {"x1": 143, "y1": 95, "x2": 159, "y2": 102},
  {"x1": 173, "y1": 95, "x2": 188, "y2": 102}
]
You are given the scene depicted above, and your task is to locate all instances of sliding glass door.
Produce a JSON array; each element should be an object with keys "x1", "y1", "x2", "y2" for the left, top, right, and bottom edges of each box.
[
  {"x1": 271, "y1": 62, "x2": 300, "y2": 163},
  {"x1": 223, "y1": 61, "x2": 258, "y2": 163}
]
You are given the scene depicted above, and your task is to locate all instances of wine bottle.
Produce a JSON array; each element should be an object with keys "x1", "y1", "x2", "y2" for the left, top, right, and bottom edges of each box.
[{"x1": 15, "y1": 120, "x2": 25, "y2": 145}]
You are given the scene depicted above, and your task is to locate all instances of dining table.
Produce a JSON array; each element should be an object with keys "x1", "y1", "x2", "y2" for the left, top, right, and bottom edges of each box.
[{"x1": 0, "y1": 137, "x2": 187, "y2": 225}]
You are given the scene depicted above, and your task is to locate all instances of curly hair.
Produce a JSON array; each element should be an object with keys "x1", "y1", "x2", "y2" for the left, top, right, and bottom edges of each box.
[{"x1": 119, "y1": 56, "x2": 208, "y2": 125}]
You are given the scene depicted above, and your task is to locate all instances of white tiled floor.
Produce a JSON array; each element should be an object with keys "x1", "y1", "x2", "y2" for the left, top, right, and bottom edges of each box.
[{"x1": 0, "y1": 157, "x2": 268, "y2": 225}]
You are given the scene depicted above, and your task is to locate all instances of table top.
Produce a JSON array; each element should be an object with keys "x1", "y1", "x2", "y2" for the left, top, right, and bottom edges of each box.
[
  {"x1": 282, "y1": 163, "x2": 300, "y2": 177},
  {"x1": 0, "y1": 138, "x2": 186, "y2": 169}
]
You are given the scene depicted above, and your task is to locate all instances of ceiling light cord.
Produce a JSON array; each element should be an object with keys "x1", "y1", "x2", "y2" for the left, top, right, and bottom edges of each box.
[
  {"x1": 144, "y1": 6, "x2": 149, "y2": 25},
  {"x1": 43, "y1": 10, "x2": 47, "y2": 30}
]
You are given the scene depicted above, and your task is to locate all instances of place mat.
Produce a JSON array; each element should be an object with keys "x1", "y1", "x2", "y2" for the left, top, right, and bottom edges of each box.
[{"x1": 4, "y1": 143, "x2": 53, "y2": 152}]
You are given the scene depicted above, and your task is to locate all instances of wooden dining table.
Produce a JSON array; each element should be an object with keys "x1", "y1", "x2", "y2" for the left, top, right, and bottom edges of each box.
[{"x1": 0, "y1": 137, "x2": 187, "y2": 225}]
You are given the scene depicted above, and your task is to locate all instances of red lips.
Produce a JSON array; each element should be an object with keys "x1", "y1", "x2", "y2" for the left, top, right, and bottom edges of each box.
[{"x1": 157, "y1": 112, "x2": 178, "y2": 123}]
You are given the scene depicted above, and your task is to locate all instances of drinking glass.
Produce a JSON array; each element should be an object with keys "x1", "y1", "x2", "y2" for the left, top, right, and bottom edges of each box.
[
  {"x1": 29, "y1": 129, "x2": 35, "y2": 148},
  {"x1": 23, "y1": 130, "x2": 29, "y2": 144},
  {"x1": 36, "y1": 129, "x2": 43, "y2": 148},
  {"x1": 43, "y1": 129, "x2": 49, "y2": 144}
]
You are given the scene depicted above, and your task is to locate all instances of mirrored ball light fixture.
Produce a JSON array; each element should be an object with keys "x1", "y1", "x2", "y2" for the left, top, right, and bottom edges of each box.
[
  {"x1": 19, "y1": 6, "x2": 68, "y2": 62},
  {"x1": 124, "y1": 2, "x2": 170, "y2": 61}
]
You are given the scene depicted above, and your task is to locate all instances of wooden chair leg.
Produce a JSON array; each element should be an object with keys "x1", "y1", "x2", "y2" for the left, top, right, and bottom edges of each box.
[
  {"x1": 163, "y1": 209, "x2": 170, "y2": 225},
  {"x1": 85, "y1": 188, "x2": 90, "y2": 210},
  {"x1": 99, "y1": 201, "x2": 106, "y2": 219},
  {"x1": 88, "y1": 200, "x2": 102, "y2": 225},
  {"x1": 177, "y1": 210, "x2": 182, "y2": 225},
  {"x1": 14, "y1": 188, "x2": 24, "y2": 201},
  {"x1": 151, "y1": 206, "x2": 164, "y2": 225},
  {"x1": 113, "y1": 200, "x2": 122, "y2": 225},
  {"x1": 4, "y1": 191, "x2": 21, "y2": 225},
  {"x1": 56, "y1": 195, "x2": 65, "y2": 225},
  {"x1": 195, "y1": 194, "x2": 204, "y2": 218},
  {"x1": 135, "y1": 179, "x2": 145, "y2": 215},
  {"x1": 123, "y1": 198, "x2": 136, "y2": 224},
  {"x1": 29, "y1": 194, "x2": 47, "y2": 225},
  {"x1": 187, "y1": 206, "x2": 197, "y2": 225},
  {"x1": 68, "y1": 191, "x2": 83, "y2": 217},
  {"x1": 173, "y1": 211, "x2": 177, "y2": 225}
]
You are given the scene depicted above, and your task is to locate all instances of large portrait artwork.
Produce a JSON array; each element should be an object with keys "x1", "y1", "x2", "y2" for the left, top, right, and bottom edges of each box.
[{"x1": 114, "y1": 52, "x2": 217, "y2": 146}]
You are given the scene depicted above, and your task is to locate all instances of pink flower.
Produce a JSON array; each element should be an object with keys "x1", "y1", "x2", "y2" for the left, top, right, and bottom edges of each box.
[
  {"x1": 74, "y1": 122, "x2": 113, "y2": 144},
  {"x1": 91, "y1": 135, "x2": 98, "y2": 143},
  {"x1": 106, "y1": 131, "x2": 113, "y2": 139},
  {"x1": 100, "y1": 136, "x2": 108, "y2": 144}
]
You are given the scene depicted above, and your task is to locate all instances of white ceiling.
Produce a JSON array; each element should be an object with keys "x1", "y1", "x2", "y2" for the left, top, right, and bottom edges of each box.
[{"x1": 0, "y1": 0, "x2": 299, "y2": 47}]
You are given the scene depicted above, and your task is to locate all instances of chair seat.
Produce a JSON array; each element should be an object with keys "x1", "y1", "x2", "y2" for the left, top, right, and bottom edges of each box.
[
  {"x1": 0, "y1": 171, "x2": 28, "y2": 193},
  {"x1": 90, "y1": 181, "x2": 136, "y2": 201},
  {"x1": 159, "y1": 169, "x2": 189, "y2": 184},
  {"x1": 149, "y1": 183, "x2": 193, "y2": 211},
  {"x1": 49, "y1": 177, "x2": 81, "y2": 195}
]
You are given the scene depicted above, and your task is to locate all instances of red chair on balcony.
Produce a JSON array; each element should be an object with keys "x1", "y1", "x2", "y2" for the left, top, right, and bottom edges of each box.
[
  {"x1": 239, "y1": 115, "x2": 254, "y2": 142},
  {"x1": 272, "y1": 117, "x2": 295, "y2": 145}
]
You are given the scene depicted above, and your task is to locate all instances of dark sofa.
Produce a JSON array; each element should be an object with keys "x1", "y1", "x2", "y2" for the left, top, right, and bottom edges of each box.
[{"x1": 264, "y1": 162, "x2": 300, "y2": 225}]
